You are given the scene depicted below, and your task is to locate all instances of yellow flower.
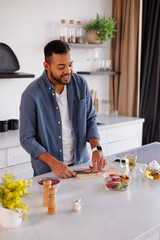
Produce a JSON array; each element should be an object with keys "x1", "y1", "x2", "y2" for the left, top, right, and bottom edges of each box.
[{"x1": 0, "y1": 173, "x2": 32, "y2": 221}]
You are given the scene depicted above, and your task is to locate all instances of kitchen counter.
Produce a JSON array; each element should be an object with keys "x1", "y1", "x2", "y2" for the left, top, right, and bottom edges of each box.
[
  {"x1": 0, "y1": 142, "x2": 160, "y2": 240},
  {"x1": 96, "y1": 114, "x2": 144, "y2": 128}
]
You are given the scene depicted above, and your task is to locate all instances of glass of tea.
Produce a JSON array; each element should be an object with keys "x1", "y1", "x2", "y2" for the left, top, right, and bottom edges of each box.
[
  {"x1": 125, "y1": 153, "x2": 137, "y2": 171},
  {"x1": 119, "y1": 153, "x2": 137, "y2": 171}
]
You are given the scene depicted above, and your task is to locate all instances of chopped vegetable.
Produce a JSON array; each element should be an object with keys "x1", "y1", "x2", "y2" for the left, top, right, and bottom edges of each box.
[
  {"x1": 104, "y1": 174, "x2": 130, "y2": 191},
  {"x1": 51, "y1": 180, "x2": 59, "y2": 185}
]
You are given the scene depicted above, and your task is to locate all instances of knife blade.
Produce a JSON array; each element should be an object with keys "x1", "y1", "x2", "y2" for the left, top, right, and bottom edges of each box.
[{"x1": 73, "y1": 170, "x2": 97, "y2": 174}]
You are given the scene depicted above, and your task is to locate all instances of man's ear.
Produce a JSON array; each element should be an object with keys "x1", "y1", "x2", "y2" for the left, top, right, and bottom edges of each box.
[{"x1": 43, "y1": 61, "x2": 49, "y2": 71}]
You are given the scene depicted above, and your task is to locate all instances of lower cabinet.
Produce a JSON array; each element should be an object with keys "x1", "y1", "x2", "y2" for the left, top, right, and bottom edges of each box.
[
  {"x1": 100, "y1": 121, "x2": 143, "y2": 156},
  {"x1": 0, "y1": 149, "x2": 7, "y2": 169},
  {"x1": 88, "y1": 120, "x2": 144, "y2": 157},
  {"x1": 0, "y1": 168, "x2": 5, "y2": 176},
  {"x1": 6, "y1": 162, "x2": 33, "y2": 180},
  {"x1": 0, "y1": 145, "x2": 33, "y2": 179},
  {"x1": 7, "y1": 146, "x2": 30, "y2": 166}
]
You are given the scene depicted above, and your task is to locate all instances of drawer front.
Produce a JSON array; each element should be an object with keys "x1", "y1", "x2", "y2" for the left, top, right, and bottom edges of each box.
[
  {"x1": 99, "y1": 130, "x2": 107, "y2": 141},
  {"x1": 107, "y1": 136, "x2": 142, "y2": 156},
  {"x1": 107, "y1": 123, "x2": 143, "y2": 142},
  {"x1": 99, "y1": 129, "x2": 107, "y2": 141},
  {"x1": 6, "y1": 162, "x2": 33, "y2": 180},
  {"x1": 0, "y1": 168, "x2": 6, "y2": 176},
  {"x1": 7, "y1": 146, "x2": 30, "y2": 166},
  {"x1": 0, "y1": 149, "x2": 7, "y2": 169}
]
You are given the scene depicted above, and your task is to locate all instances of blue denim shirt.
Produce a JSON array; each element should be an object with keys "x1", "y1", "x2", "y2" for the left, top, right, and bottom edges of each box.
[{"x1": 19, "y1": 71, "x2": 100, "y2": 175}]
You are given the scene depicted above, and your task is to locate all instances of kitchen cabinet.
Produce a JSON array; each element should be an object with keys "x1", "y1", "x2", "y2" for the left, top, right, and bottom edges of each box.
[
  {"x1": 88, "y1": 115, "x2": 144, "y2": 156},
  {"x1": 0, "y1": 130, "x2": 33, "y2": 179}
]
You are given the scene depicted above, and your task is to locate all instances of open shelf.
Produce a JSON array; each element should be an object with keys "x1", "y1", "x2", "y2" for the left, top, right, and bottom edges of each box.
[
  {"x1": 0, "y1": 72, "x2": 35, "y2": 79},
  {"x1": 68, "y1": 43, "x2": 107, "y2": 49},
  {"x1": 76, "y1": 71, "x2": 120, "y2": 75}
]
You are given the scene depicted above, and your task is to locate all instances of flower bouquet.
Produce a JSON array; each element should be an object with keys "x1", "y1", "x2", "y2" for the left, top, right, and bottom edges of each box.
[{"x1": 0, "y1": 173, "x2": 32, "y2": 225}]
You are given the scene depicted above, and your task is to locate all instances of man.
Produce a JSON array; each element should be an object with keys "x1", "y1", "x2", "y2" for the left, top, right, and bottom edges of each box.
[{"x1": 20, "y1": 40, "x2": 106, "y2": 178}]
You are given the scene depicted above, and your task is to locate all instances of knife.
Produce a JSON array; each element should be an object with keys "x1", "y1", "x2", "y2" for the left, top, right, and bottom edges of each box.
[{"x1": 73, "y1": 170, "x2": 104, "y2": 174}]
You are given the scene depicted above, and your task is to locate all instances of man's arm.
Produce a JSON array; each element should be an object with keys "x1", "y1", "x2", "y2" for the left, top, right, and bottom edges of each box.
[
  {"x1": 89, "y1": 138, "x2": 107, "y2": 171},
  {"x1": 38, "y1": 152, "x2": 76, "y2": 178}
]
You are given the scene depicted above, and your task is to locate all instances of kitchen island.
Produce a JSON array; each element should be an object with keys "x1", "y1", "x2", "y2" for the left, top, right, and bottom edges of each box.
[{"x1": 0, "y1": 142, "x2": 160, "y2": 240}]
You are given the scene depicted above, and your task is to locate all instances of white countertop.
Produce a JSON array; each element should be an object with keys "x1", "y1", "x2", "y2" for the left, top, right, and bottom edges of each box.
[
  {"x1": 0, "y1": 143, "x2": 160, "y2": 240},
  {"x1": 96, "y1": 114, "x2": 144, "y2": 128}
]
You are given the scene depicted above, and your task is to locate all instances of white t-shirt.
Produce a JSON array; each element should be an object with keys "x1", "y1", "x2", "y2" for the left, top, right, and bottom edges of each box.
[{"x1": 56, "y1": 86, "x2": 74, "y2": 165}]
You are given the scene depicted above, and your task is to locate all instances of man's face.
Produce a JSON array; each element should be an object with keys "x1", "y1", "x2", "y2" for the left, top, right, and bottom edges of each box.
[{"x1": 44, "y1": 51, "x2": 73, "y2": 85}]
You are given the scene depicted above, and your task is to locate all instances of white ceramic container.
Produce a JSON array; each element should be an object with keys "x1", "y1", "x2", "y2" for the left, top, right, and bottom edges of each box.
[{"x1": 0, "y1": 206, "x2": 22, "y2": 228}]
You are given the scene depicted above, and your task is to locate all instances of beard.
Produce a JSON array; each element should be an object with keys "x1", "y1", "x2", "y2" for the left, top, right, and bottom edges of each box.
[{"x1": 50, "y1": 70, "x2": 72, "y2": 85}]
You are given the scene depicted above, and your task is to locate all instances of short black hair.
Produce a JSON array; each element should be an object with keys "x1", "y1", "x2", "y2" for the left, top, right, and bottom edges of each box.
[{"x1": 44, "y1": 40, "x2": 70, "y2": 62}]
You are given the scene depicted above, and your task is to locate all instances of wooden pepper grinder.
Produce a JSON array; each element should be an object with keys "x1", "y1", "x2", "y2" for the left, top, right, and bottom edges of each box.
[
  {"x1": 43, "y1": 179, "x2": 51, "y2": 207},
  {"x1": 48, "y1": 187, "x2": 57, "y2": 215}
]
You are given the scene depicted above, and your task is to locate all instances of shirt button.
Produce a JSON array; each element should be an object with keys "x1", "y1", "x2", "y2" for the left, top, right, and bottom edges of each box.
[
  {"x1": 59, "y1": 136, "x2": 61, "y2": 138},
  {"x1": 49, "y1": 87, "x2": 51, "y2": 90},
  {"x1": 58, "y1": 121, "x2": 60, "y2": 124},
  {"x1": 60, "y1": 149, "x2": 62, "y2": 152},
  {"x1": 52, "y1": 93, "x2": 55, "y2": 96},
  {"x1": 56, "y1": 107, "x2": 59, "y2": 110}
]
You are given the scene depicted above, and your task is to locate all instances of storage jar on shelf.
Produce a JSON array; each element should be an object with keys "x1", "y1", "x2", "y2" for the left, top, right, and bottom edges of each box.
[
  {"x1": 68, "y1": 20, "x2": 76, "y2": 43},
  {"x1": 59, "y1": 19, "x2": 68, "y2": 43},
  {"x1": 76, "y1": 21, "x2": 83, "y2": 43}
]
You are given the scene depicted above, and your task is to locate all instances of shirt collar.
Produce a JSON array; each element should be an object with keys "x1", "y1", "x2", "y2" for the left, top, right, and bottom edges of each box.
[{"x1": 42, "y1": 70, "x2": 54, "y2": 90}]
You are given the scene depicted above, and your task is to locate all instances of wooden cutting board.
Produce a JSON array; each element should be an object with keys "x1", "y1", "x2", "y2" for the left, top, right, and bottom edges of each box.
[{"x1": 71, "y1": 165, "x2": 119, "y2": 180}]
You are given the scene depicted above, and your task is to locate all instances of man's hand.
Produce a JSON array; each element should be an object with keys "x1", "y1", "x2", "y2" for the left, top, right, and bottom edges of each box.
[
  {"x1": 92, "y1": 151, "x2": 107, "y2": 172},
  {"x1": 38, "y1": 152, "x2": 76, "y2": 179},
  {"x1": 89, "y1": 138, "x2": 107, "y2": 171},
  {"x1": 50, "y1": 159, "x2": 76, "y2": 179}
]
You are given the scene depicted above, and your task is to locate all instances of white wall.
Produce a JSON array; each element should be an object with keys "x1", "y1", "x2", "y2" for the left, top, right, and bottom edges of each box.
[{"x1": 0, "y1": 0, "x2": 112, "y2": 120}]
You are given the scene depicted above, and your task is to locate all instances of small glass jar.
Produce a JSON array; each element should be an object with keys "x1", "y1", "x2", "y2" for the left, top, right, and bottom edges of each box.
[
  {"x1": 102, "y1": 100, "x2": 112, "y2": 116},
  {"x1": 60, "y1": 19, "x2": 68, "y2": 43},
  {"x1": 68, "y1": 20, "x2": 76, "y2": 43},
  {"x1": 76, "y1": 21, "x2": 83, "y2": 43}
]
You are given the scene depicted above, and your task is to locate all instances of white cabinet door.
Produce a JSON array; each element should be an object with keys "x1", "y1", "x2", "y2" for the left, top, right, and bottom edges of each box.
[
  {"x1": 107, "y1": 123, "x2": 143, "y2": 142},
  {"x1": 88, "y1": 122, "x2": 143, "y2": 157},
  {"x1": 0, "y1": 149, "x2": 7, "y2": 169},
  {"x1": 107, "y1": 136, "x2": 142, "y2": 156},
  {"x1": 0, "y1": 168, "x2": 6, "y2": 176},
  {"x1": 6, "y1": 162, "x2": 33, "y2": 180},
  {"x1": 7, "y1": 146, "x2": 30, "y2": 166}
]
